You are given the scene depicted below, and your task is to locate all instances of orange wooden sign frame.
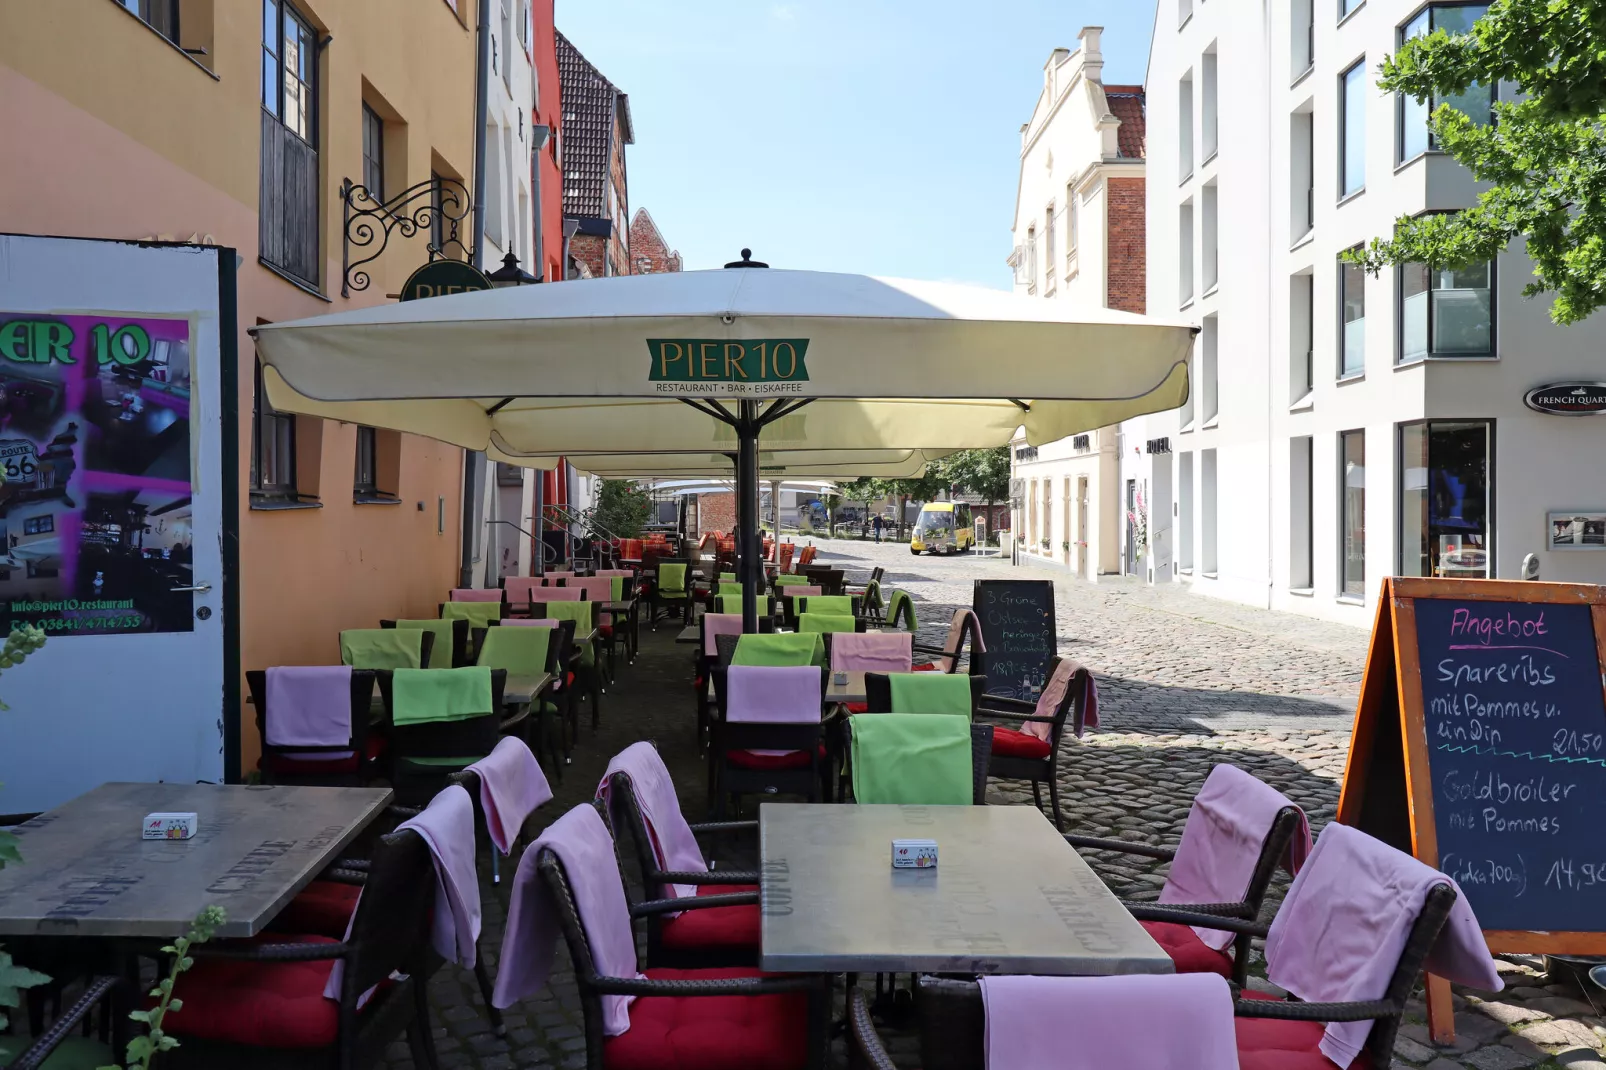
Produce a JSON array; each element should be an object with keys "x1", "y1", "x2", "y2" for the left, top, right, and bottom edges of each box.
[{"x1": 1337, "y1": 577, "x2": 1606, "y2": 1041}]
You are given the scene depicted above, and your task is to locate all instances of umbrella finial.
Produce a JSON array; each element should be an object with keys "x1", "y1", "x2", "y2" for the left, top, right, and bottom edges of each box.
[{"x1": 724, "y1": 249, "x2": 769, "y2": 269}]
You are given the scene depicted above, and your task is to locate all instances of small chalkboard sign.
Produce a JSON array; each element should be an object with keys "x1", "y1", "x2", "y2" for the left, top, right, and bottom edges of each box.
[
  {"x1": 971, "y1": 580, "x2": 1056, "y2": 701},
  {"x1": 1338, "y1": 577, "x2": 1606, "y2": 1042}
]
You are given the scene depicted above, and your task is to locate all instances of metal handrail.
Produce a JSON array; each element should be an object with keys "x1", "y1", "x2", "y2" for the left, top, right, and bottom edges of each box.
[{"x1": 486, "y1": 519, "x2": 557, "y2": 563}]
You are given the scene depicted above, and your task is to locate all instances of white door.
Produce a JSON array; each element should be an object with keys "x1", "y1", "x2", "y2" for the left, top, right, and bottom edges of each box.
[
  {"x1": 0, "y1": 236, "x2": 232, "y2": 813},
  {"x1": 1151, "y1": 453, "x2": 1174, "y2": 583}
]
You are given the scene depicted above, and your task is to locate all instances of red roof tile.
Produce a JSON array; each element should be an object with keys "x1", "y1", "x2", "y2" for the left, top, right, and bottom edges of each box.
[{"x1": 1104, "y1": 86, "x2": 1146, "y2": 159}]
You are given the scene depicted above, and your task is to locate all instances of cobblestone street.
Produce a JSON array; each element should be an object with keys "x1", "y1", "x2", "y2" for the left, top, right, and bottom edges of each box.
[{"x1": 384, "y1": 539, "x2": 1606, "y2": 1070}]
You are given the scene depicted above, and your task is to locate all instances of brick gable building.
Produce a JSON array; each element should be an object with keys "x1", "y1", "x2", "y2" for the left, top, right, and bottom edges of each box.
[
  {"x1": 556, "y1": 30, "x2": 632, "y2": 278},
  {"x1": 628, "y1": 208, "x2": 682, "y2": 274}
]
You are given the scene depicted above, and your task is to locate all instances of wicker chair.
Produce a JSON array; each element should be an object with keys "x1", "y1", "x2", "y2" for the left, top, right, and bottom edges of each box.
[
  {"x1": 601, "y1": 770, "x2": 762, "y2": 969},
  {"x1": 247, "y1": 669, "x2": 381, "y2": 787},
  {"x1": 840, "y1": 721, "x2": 994, "y2": 806},
  {"x1": 376, "y1": 668, "x2": 508, "y2": 806},
  {"x1": 971, "y1": 655, "x2": 1090, "y2": 830},
  {"x1": 848, "y1": 884, "x2": 1461, "y2": 1070},
  {"x1": 535, "y1": 838, "x2": 829, "y2": 1070},
  {"x1": 647, "y1": 557, "x2": 695, "y2": 629},
  {"x1": 863, "y1": 672, "x2": 986, "y2": 717},
  {"x1": 708, "y1": 665, "x2": 830, "y2": 817},
  {"x1": 1067, "y1": 805, "x2": 1305, "y2": 986},
  {"x1": 159, "y1": 827, "x2": 443, "y2": 1070},
  {"x1": 910, "y1": 608, "x2": 982, "y2": 674},
  {"x1": 0, "y1": 976, "x2": 119, "y2": 1070}
]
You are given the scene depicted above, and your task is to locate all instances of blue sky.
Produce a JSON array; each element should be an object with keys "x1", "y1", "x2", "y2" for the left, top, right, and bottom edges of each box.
[{"x1": 557, "y1": 1, "x2": 1157, "y2": 288}]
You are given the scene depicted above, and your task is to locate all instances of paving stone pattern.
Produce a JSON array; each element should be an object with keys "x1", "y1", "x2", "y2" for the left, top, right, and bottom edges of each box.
[{"x1": 372, "y1": 541, "x2": 1606, "y2": 1069}]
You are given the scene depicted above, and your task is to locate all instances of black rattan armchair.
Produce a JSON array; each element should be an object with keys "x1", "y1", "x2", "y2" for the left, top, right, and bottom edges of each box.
[
  {"x1": 708, "y1": 665, "x2": 830, "y2": 816},
  {"x1": 535, "y1": 843, "x2": 829, "y2": 1070},
  {"x1": 376, "y1": 668, "x2": 508, "y2": 806},
  {"x1": 647, "y1": 557, "x2": 694, "y2": 629},
  {"x1": 910, "y1": 608, "x2": 982, "y2": 674},
  {"x1": 1067, "y1": 805, "x2": 1304, "y2": 986},
  {"x1": 247, "y1": 669, "x2": 381, "y2": 787},
  {"x1": 971, "y1": 655, "x2": 1090, "y2": 830},
  {"x1": 863, "y1": 672, "x2": 986, "y2": 717},
  {"x1": 0, "y1": 976, "x2": 119, "y2": 1070},
  {"x1": 847, "y1": 884, "x2": 1461, "y2": 1070}
]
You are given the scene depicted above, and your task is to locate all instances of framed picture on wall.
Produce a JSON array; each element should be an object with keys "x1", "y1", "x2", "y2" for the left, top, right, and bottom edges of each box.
[{"x1": 1548, "y1": 510, "x2": 1606, "y2": 550}]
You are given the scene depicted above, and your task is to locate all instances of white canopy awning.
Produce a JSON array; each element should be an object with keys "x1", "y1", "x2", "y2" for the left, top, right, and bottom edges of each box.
[{"x1": 554, "y1": 448, "x2": 945, "y2": 480}]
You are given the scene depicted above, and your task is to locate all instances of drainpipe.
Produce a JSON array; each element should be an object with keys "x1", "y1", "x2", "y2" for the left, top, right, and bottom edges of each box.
[{"x1": 459, "y1": 0, "x2": 493, "y2": 587}]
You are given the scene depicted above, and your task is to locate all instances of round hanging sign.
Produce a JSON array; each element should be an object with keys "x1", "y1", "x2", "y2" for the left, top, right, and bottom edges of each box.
[
  {"x1": 399, "y1": 260, "x2": 491, "y2": 302},
  {"x1": 1523, "y1": 382, "x2": 1606, "y2": 416}
]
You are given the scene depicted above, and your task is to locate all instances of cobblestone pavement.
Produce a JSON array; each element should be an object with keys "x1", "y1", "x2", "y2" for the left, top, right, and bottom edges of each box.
[{"x1": 364, "y1": 540, "x2": 1606, "y2": 1070}]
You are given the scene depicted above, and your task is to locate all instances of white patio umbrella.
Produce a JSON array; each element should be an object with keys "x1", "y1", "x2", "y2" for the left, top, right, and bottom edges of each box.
[
  {"x1": 253, "y1": 257, "x2": 1195, "y2": 628},
  {"x1": 550, "y1": 448, "x2": 945, "y2": 480}
]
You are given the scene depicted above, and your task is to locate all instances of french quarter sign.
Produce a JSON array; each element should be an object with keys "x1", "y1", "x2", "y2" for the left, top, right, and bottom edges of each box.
[{"x1": 1523, "y1": 382, "x2": 1606, "y2": 416}]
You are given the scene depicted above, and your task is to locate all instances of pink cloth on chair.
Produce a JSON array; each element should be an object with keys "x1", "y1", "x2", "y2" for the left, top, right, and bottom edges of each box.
[
  {"x1": 1159, "y1": 764, "x2": 1311, "y2": 950},
  {"x1": 1022, "y1": 660, "x2": 1099, "y2": 742},
  {"x1": 504, "y1": 577, "x2": 542, "y2": 605},
  {"x1": 544, "y1": 571, "x2": 576, "y2": 582},
  {"x1": 492, "y1": 804, "x2": 644, "y2": 1032},
  {"x1": 937, "y1": 608, "x2": 986, "y2": 671},
  {"x1": 597, "y1": 742, "x2": 706, "y2": 902},
  {"x1": 1265, "y1": 822, "x2": 1502, "y2": 1069},
  {"x1": 595, "y1": 569, "x2": 633, "y2": 577},
  {"x1": 538, "y1": 587, "x2": 584, "y2": 601},
  {"x1": 503, "y1": 618, "x2": 557, "y2": 628},
  {"x1": 450, "y1": 588, "x2": 504, "y2": 603},
  {"x1": 830, "y1": 632, "x2": 914, "y2": 673},
  {"x1": 785, "y1": 585, "x2": 823, "y2": 597},
  {"x1": 726, "y1": 665, "x2": 822, "y2": 724},
  {"x1": 979, "y1": 973, "x2": 1238, "y2": 1070},
  {"x1": 567, "y1": 578, "x2": 613, "y2": 602},
  {"x1": 264, "y1": 666, "x2": 352, "y2": 747},
  {"x1": 466, "y1": 737, "x2": 553, "y2": 855},
  {"x1": 701, "y1": 613, "x2": 745, "y2": 657}
]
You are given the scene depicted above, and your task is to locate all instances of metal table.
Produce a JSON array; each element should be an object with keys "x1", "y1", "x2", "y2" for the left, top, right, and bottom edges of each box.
[
  {"x1": 0, "y1": 782, "x2": 392, "y2": 939},
  {"x1": 759, "y1": 804, "x2": 1172, "y2": 975}
]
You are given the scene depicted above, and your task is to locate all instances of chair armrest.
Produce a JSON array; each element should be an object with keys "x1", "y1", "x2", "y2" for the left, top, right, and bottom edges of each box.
[
  {"x1": 1120, "y1": 899, "x2": 1254, "y2": 919},
  {"x1": 688, "y1": 819, "x2": 759, "y2": 834},
  {"x1": 591, "y1": 973, "x2": 819, "y2": 997},
  {"x1": 1234, "y1": 997, "x2": 1396, "y2": 1023},
  {"x1": 656, "y1": 870, "x2": 761, "y2": 884},
  {"x1": 1124, "y1": 905, "x2": 1270, "y2": 937},
  {"x1": 848, "y1": 986, "x2": 899, "y2": 1070},
  {"x1": 333, "y1": 857, "x2": 371, "y2": 870},
  {"x1": 1064, "y1": 834, "x2": 1177, "y2": 861},
  {"x1": 196, "y1": 940, "x2": 351, "y2": 962},
  {"x1": 8, "y1": 975, "x2": 120, "y2": 1070},
  {"x1": 974, "y1": 709, "x2": 1056, "y2": 725},
  {"x1": 629, "y1": 892, "x2": 759, "y2": 917},
  {"x1": 976, "y1": 695, "x2": 1037, "y2": 712},
  {"x1": 322, "y1": 867, "x2": 369, "y2": 885},
  {"x1": 387, "y1": 805, "x2": 422, "y2": 819}
]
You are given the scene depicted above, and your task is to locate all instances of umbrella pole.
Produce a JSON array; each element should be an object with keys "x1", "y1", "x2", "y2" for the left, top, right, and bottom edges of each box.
[{"x1": 737, "y1": 400, "x2": 761, "y2": 633}]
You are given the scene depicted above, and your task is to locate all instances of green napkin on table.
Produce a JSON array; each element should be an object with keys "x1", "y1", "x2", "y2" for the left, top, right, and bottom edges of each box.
[
  {"x1": 476, "y1": 626, "x2": 551, "y2": 675},
  {"x1": 799, "y1": 613, "x2": 857, "y2": 635},
  {"x1": 392, "y1": 666, "x2": 494, "y2": 725},
  {"x1": 393, "y1": 619, "x2": 454, "y2": 668},
  {"x1": 799, "y1": 595, "x2": 854, "y2": 616},
  {"x1": 850, "y1": 713, "x2": 973, "y2": 805},
  {"x1": 888, "y1": 672, "x2": 972, "y2": 716},
  {"x1": 442, "y1": 601, "x2": 503, "y2": 629},
  {"x1": 341, "y1": 628, "x2": 423, "y2": 670},
  {"x1": 732, "y1": 631, "x2": 823, "y2": 667}
]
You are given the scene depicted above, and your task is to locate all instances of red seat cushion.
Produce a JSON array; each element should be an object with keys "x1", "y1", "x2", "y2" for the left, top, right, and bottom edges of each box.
[
  {"x1": 659, "y1": 885, "x2": 761, "y2": 952},
  {"x1": 567, "y1": 671, "x2": 577, "y2": 687},
  {"x1": 1235, "y1": 992, "x2": 1375, "y2": 1070},
  {"x1": 603, "y1": 967, "x2": 809, "y2": 1070},
  {"x1": 161, "y1": 934, "x2": 344, "y2": 1048},
  {"x1": 600, "y1": 623, "x2": 615, "y2": 638},
  {"x1": 271, "y1": 880, "x2": 362, "y2": 937},
  {"x1": 259, "y1": 734, "x2": 383, "y2": 777},
  {"x1": 990, "y1": 726, "x2": 1052, "y2": 760},
  {"x1": 843, "y1": 702, "x2": 868, "y2": 714},
  {"x1": 726, "y1": 744, "x2": 827, "y2": 771},
  {"x1": 911, "y1": 662, "x2": 939, "y2": 672},
  {"x1": 1137, "y1": 920, "x2": 1234, "y2": 978}
]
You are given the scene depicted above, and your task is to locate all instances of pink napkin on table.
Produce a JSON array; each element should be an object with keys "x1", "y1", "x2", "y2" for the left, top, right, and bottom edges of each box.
[
  {"x1": 492, "y1": 803, "x2": 644, "y2": 1033},
  {"x1": 326, "y1": 785, "x2": 481, "y2": 999},
  {"x1": 1022, "y1": 659, "x2": 1099, "y2": 742},
  {"x1": 701, "y1": 613, "x2": 745, "y2": 657},
  {"x1": 596, "y1": 741, "x2": 705, "y2": 901},
  {"x1": 979, "y1": 973, "x2": 1238, "y2": 1070},
  {"x1": 830, "y1": 632, "x2": 914, "y2": 673},
  {"x1": 264, "y1": 666, "x2": 353, "y2": 748},
  {"x1": 1159, "y1": 763, "x2": 1311, "y2": 950},
  {"x1": 1265, "y1": 822, "x2": 1502, "y2": 1069},
  {"x1": 451, "y1": 588, "x2": 503, "y2": 603},
  {"x1": 466, "y1": 737, "x2": 553, "y2": 855}
]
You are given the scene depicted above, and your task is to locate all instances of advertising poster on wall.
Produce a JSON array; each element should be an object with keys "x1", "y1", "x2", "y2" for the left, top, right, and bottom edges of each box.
[{"x1": 0, "y1": 311, "x2": 194, "y2": 635}]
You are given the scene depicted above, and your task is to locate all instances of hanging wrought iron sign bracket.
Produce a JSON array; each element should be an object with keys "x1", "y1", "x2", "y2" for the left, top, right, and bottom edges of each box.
[{"x1": 340, "y1": 176, "x2": 474, "y2": 297}]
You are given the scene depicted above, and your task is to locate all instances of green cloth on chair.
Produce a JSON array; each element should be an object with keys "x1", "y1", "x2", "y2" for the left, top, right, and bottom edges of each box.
[
  {"x1": 541, "y1": 601, "x2": 596, "y2": 665},
  {"x1": 799, "y1": 613, "x2": 857, "y2": 635},
  {"x1": 392, "y1": 667, "x2": 494, "y2": 725},
  {"x1": 442, "y1": 601, "x2": 502, "y2": 629},
  {"x1": 732, "y1": 632, "x2": 823, "y2": 667},
  {"x1": 799, "y1": 595, "x2": 854, "y2": 615},
  {"x1": 886, "y1": 590, "x2": 917, "y2": 632},
  {"x1": 774, "y1": 574, "x2": 811, "y2": 587},
  {"x1": 888, "y1": 673, "x2": 972, "y2": 716},
  {"x1": 476, "y1": 626, "x2": 551, "y2": 675},
  {"x1": 717, "y1": 582, "x2": 746, "y2": 597},
  {"x1": 393, "y1": 619, "x2": 454, "y2": 668},
  {"x1": 719, "y1": 572, "x2": 737, "y2": 582},
  {"x1": 717, "y1": 593, "x2": 764, "y2": 614},
  {"x1": 609, "y1": 576, "x2": 625, "y2": 601},
  {"x1": 0, "y1": 1035, "x2": 116, "y2": 1070},
  {"x1": 850, "y1": 713, "x2": 973, "y2": 805},
  {"x1": 863, "y1": 579, "x2": 883, "y2": 613},
  {"x1": 658, "y1": 563, "x2": 689, "y2": 596},
  {"x1": 340, "y1": 628, "x2": 423, "y2": 670}
]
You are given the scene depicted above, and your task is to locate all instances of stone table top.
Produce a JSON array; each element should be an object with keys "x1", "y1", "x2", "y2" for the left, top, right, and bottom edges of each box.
[
  {"x1": 0, "y1": 782, "x2": 392, "y2": 939},
  {"x1": 503, "y1": 672, "x2": 554, "y2": 705},
  {"x1": 825, "y1": 670, "x2": 867, "y2": 704},
  {"x1": 759, "y1": 803, "x2": 1173, "y2": 975}
]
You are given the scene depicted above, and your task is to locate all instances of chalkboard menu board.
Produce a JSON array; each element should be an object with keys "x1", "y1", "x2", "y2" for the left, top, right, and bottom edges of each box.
[
  {"x1": 1416, "y1": 598, "x2": 1606, "y2": 932},
  {"x1": 972, "y1": 579, "x2": 1056, "y2": 701},
  {"x1": 1340, "y1": 577, "x2": 1606, "y2": 957}
]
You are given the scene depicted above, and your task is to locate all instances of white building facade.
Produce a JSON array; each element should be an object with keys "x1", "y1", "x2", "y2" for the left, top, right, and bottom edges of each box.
[
  {"x1": 1007, "y1": 28, "x2": 1148, "y2": 581},
  {"x1": 1132, "y1": 0, "x2": 1606, "y2": 623}
]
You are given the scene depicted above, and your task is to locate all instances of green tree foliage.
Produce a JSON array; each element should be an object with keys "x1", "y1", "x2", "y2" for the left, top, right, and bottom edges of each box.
[
  {"x1": 1345, "y1": 0, "x2": 1606, "y2": 324},
  {"x1": 590, "y1": 479, "x2": 653, "y2": 540},
  {"x1": 932, "y1": 447, "x2": 1011, "y2": 508}
]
